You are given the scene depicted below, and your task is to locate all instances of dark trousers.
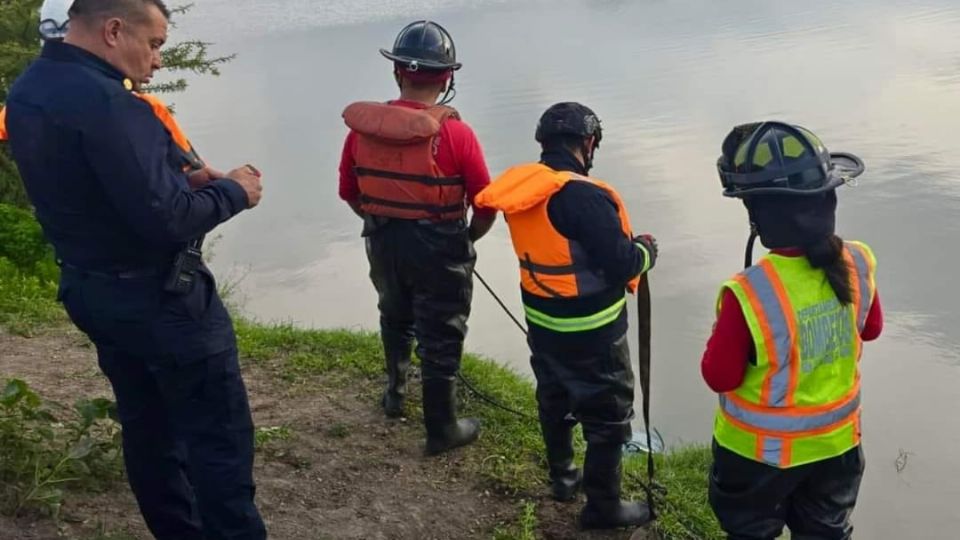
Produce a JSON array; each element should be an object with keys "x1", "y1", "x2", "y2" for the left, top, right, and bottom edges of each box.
[
  {"x1": 529, "y1": 332, "x2": 636, "y2": 445},
  {"x1": 365, "y1": 219, "x2": 476, "y2": 380},
  {"x1": 709, "y1": 440, "x2": 865, "y2": 540},
  {"x1": 58, "y1": 266, "x2": 266, "y2": 540}
]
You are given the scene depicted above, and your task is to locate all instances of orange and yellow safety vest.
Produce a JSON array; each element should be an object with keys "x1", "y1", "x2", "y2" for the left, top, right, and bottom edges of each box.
[
  {"x1": 476, "y1": 163, "x2": 647, "y2": 333},
  {"x1": 714, "y1": 241, "x2": 877, "y2": 468}
]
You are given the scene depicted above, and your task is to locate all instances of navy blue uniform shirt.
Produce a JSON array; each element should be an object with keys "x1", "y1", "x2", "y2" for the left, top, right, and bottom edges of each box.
[{"x1": 5, "y1": 41, "x2": 248, "y2": 272}]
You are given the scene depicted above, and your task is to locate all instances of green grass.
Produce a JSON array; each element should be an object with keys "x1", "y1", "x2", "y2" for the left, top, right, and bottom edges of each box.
[
  {"x1": 253, "y1": 425, "x2": 292, "y2": 449},
  {"x1": 492, "y1": 500, "x2": 538, "y2": 540},
  {"x1": 0, "y1": 203, "x2": 64, "y2": 336},
  {"x1": 233, "y1": 320, "x2": 724, "y2": 539},
  {"x1": 0, "y1": 286, "x2": 724, "y2": 538},
  {"x1": 0, "y1": 201, "x2": 723, "y2": 537},
  {"x1": 0, "y1": 257, "x2": 63, "y2": 336},
  {"x1": 85, "y1": 529, "x2": 138, "y2": 540}
]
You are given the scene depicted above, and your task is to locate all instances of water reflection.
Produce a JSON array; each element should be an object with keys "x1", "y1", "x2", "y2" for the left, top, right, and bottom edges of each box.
[{"x1": 165, "y1": 0, "x2": 960, "y2": 535}]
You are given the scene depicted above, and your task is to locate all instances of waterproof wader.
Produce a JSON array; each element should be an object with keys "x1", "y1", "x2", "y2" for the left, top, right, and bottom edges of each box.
[
  {"x1": 58, "y1": 266, "x2": 266, "y2": 540},
  {"x1": 710, "y1": 441, "x2": 864, "y2": 540},
  {"x1": 365, "y1": 218, "x2": 479, "y2": 453},
  {"x1": 531, "y1": 333, "x2": 650, "y2": 528}
]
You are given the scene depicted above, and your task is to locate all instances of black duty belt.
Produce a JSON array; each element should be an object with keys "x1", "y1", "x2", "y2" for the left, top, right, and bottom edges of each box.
[
  {"x1": 57, "y1": 260, "x2": 163, "y2": 280},
  {"x1": 366, "y1": 214, "x2": 466, "y2": 226}
]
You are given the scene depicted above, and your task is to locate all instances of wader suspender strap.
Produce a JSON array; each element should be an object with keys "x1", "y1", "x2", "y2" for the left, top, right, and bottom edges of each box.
[{"x1": 636, "y1": 276, "x2": 657, "y2": 518}]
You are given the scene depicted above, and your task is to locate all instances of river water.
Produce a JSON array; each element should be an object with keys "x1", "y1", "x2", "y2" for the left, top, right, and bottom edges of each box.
[{"x1": 167, "y1": 1, "x2": 960, "y2": 536}]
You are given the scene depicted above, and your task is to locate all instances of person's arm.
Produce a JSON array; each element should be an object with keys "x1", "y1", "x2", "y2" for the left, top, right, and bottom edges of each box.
[
  {"x1": 451, "y1": 121, "x2": 497, "y2": 242},
  {"x1": 701, "y1": 288, "x2": 753, "y2": 393},
  {"x1": 861, "y1": 289, "x2": 883, "y2": 342},
  {"x1": 82, "y1": 94, "x2": 248, "y2": 246},
  {"x1": 338, "y1": 131, "x2": 364, "y2": 220},
  {"x1": 548, "y1": 182, "x2": 652, "y2": 285},
  {"x1": 468, "y1": 213, "x2": 495, "y2": 241}
]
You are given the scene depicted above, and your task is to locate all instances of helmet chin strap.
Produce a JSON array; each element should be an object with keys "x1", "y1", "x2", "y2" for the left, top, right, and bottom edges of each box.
[
  {"x1": 744, "y1": 221, "x2": 759, "y2": 269},
  {"x1": 581, "y1": 140, "x2": 596, "y2": 173},
  {"x1": 742, "y1": 201, "x2": 760, "y2": 268},
  {"x1": 438, "y1": 73, "x2": 456, "y2": 105}
]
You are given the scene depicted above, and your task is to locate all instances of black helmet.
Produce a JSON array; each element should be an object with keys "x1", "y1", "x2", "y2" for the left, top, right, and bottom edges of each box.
[
  {"x1": 380, "y1": 20, "x2": 462, "y2": 71},
  {"x1": 717, "y1": 121, "x2": 864, "y2": 198},
  {"x1": 535, "y1": 102, "x2": 603, "y2": 147}
]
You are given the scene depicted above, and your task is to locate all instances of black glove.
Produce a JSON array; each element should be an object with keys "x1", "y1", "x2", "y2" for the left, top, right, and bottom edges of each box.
[{"x1": 633, "y1": 234, "x2": 658, "y2": 271}]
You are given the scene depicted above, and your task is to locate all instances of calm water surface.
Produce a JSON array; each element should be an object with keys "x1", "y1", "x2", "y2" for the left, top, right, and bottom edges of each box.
[{"x1": 165, "y1": 1, "x2": 960, "y2": 536}]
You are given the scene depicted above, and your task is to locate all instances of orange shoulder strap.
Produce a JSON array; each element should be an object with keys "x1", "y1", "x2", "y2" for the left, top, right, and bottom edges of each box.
[
  {"x1": 0, "y1": 106, "x2": 8, "y2": 141},
  {"x1": 134, "y1": 93, "x2": 193, "y2": 154}
]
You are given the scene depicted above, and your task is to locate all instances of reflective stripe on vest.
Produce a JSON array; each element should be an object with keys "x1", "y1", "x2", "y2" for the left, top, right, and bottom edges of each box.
[
  {"x1": 719, "y1": 387, "x2": 860, "y2": 434},
  {"x1": 732, "y1": 262, "x2": 796, "y2": 407},
  {"x1": 343, "y1": 101, "x2": 467, "y2": 221},
  {"x1": 524, "y1": 297, "x2": 627, "y2": 333},
  {"x1": 714, "y1": 242, "x2": 876, "y2": 468},
  {"x1": 847, "y1": 242, "x2": 875, "y2": 332}
]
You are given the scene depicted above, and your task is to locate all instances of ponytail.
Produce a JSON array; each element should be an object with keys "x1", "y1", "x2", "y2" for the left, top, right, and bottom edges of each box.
[{"x1": 805, "y1": 234, "x2": 852, "y2": 305}]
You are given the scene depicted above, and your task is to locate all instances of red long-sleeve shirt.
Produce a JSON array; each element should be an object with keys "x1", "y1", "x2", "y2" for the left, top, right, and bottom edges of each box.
[
  {"x1": 701, "y1": 250, "x2": 884, "y2": 393},
  {"x1": 338, "y1": 99, "x2": 496, "y2": 219}
]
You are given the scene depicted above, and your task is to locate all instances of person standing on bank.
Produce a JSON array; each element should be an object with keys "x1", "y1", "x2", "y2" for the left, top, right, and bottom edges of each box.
[
  {"x1": 4, "y1": 1, "x2": 267, "y2": 539},
  {"x1": 338, "y1": 20, "x2": 497, "y2": 454},
  {"x1": 476, "y1": 103, "x2": 658, "y2": 530},
  {"x1": 703, "y1": 121, "x2": 883, "y2": 540}
]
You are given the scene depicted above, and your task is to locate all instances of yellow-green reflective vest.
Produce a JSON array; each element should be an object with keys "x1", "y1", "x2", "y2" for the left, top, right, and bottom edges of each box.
[{"x1": 713, "y1": 241, "x2": 877, "y2": 468}]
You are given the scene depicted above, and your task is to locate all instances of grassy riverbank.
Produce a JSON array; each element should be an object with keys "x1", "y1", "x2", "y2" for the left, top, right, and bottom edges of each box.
[{"x1": 0, "y1": 201, "x2": 723, "y2": 538}]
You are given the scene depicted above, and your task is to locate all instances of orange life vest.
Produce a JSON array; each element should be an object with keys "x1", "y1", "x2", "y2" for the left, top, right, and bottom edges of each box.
[
  {"x1": 342, "y1": 101, "x2": 467, "y2": 221},
  {"x1": 135, "y1": 93, "x2": 204, "y2": 172},
  {"x1": 0, "y1": 106, "x2": 7, "y2": 141},
  {"x1": 476, "y1": 162, "x2": 641, "y2": 298}
]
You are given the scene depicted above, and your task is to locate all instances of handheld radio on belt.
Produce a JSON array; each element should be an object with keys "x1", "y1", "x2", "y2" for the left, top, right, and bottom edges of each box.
[
  {"x1": 163, "y1": 164, "x2": 260, "y2": 295},
  {"x1": 164, "y1": 236, "x2": 204, "y2": 294}
]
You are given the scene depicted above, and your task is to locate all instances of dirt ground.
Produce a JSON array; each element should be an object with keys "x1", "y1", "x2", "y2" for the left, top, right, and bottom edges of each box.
[{"x1": 0, "y1": 327, "x2": 655, "y2": 540}]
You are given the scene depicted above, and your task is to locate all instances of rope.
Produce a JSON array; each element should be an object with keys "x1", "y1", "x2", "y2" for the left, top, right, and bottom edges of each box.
[
  {"x1": 473, "y1": 268, "x2": 528, "y2": 336},
  {"x1": 456, "y1": 372, "x2": 537, "y2": 421},
  {"x1": 451, "y1": 269, "x2": 534, "y2": 420}
]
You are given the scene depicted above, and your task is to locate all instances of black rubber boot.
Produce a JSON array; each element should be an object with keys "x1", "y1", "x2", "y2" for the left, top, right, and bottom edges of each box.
[
  {"x1": 542, "y1": 420, "x2": 581, "y2": 502},
  {"x1": 579, "y1": 442, "x2": 652, "y2": 530},
  {"x1": 422, "y1": 377, "x2": 480, "y2": 456},
  {"x1": 382, "y1": 342, "x2": 412, "y2": 419}
]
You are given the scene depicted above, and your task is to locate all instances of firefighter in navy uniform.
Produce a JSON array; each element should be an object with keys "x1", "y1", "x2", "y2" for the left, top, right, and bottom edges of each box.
[
  {"x1": 477, "y1": 103, "x2": 658, "y2": 530},
  {"x1": 338, "y1": 20, "x2": 497, "y2": 454},
  {"x1": 4, "y1": 1, "x2": 266, "y2": 538}
]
